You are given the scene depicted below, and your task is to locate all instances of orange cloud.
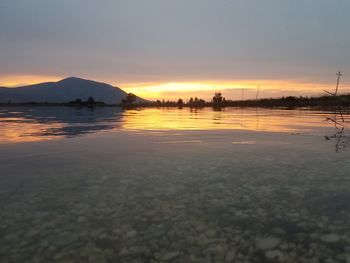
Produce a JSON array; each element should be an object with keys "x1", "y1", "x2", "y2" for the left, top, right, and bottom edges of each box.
[
  {"x1": 0, "y1": 74, "x2": 61, "y2": 87},
  {"x1": 121, "y1": 80, "x2": 342, "y2": 100}
]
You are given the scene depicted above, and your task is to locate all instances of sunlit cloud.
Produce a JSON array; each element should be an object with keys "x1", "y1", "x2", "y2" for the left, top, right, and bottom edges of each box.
[
  {"x1": 122, "y1": 80, "x2": 344, "y2": 101},
  {"x1": 0, "y1": 74, "x2": 61, "y2": 87}
]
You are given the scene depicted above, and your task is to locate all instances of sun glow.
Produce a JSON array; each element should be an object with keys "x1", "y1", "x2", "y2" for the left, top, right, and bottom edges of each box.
[
  {"x1": 121, "y1": 80, "x2": 334, "y2": 101},
  {"x1": 0, "y1": 74, "x2": 61, "y2": 87},
  {"x1": 1, "y1": 74, "x2": 344, "y2": 101}
]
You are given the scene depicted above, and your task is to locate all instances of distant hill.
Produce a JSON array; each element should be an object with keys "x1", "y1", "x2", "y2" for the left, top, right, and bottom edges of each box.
[{"x1": 0, "y1": 77, "x2": 145, "y2": 104}]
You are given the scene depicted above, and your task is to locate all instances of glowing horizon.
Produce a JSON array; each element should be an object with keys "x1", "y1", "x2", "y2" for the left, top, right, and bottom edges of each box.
[
  {"x1": 1, "y1": 74, "x2": 348, "y2": 101},
  {"x1": 121, "y1": 80, "x2": 342, "y2": 101},
  {"x1": 0, "y1": 74, "x2": 62, "y2": 87}
]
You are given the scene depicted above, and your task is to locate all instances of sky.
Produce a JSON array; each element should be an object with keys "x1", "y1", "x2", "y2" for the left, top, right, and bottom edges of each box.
[{"x1": 0, "y1": 0, "x2": 349, "y2": 100}]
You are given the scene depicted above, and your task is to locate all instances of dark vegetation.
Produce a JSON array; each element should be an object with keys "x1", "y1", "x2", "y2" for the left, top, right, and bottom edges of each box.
[
  {"x1": 2, "y1": 93, "x2": 350, "y2": 109},
  {"x1": 120, "y1": 93, "x2": 350, "y2": 109},
  {"x1": 121, "y1": 93, "x2": 137, "y2": 106},
  {"x1": 67, "y1": 97, "x2": 105, "y2": 107}
]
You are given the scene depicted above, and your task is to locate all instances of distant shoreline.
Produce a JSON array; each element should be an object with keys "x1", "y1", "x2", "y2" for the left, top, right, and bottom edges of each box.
[{"x1": 1, "y1": 94, "x2": 350, "y2": 109}]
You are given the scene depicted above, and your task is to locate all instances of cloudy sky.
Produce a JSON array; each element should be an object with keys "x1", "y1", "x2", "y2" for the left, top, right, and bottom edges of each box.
[{"x1": 0, "y1": 0, "x2": 349, "y2": 99}]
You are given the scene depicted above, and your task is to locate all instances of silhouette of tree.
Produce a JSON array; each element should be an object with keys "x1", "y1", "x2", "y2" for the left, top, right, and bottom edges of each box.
[
  {"x1": 177, "y1": 98, "x2": 183, "y2": 105},
  {"x1": 212, "y1": 92, "x2": 224, "y2": 104},
  {"x1": 122, "y1": 93, "x2": 137, "y2": 104},
  {"x1": 87, "y1": 97, "x2": 95, "y2": 104}
]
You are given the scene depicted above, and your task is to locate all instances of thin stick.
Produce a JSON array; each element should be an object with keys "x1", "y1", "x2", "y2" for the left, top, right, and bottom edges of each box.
[{"x1": 335, "y1": 71, "x2": 342, "y2": 96}]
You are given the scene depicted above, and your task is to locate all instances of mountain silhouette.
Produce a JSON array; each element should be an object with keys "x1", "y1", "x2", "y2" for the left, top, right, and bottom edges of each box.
[{"x1": 0, "y1": 77, "x2": 145, "y2": 104}]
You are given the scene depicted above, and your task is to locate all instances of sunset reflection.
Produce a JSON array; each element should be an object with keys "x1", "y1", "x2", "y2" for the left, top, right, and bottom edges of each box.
[
  {"x1": 0, "y1": 107, "x2": 122, "y2": 144},
  {"x1": 0, "y1": 107, "x2": 341, "y2": 144},
  {"x1": 121, "y1": 108, "x2": 328, "y2": 133},
  {"x1": 0, "y1": 117, "x2": 64, "y2": 143}
]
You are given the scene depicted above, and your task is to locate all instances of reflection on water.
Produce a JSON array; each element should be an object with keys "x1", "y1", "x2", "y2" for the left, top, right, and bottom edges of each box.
[
  {"x1": 122, "y1": 108, "x2": 330, "y2": 132},
  {"x1": 327, "y1": 127, "x2": 350, "y2": 152},
  {"x1": 0, "y1": 106, "x2": 348, "y2": 144},
  {"x1": 0, "y1": 107, "x2": 123, "y2": 143},
  {"x1": 324, "y1": 109, "x2": 350, "y2": 152}
]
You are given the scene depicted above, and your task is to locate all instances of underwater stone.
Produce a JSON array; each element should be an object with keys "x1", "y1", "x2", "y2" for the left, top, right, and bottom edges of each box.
[
  {"x1": 255, "y1": 236, "x2": 281, "y2": 250},
  {"x1": 162, "y1": 251, "x2": 180, "y2": 261},
  {"x1": 265, "y1": 250, "x2": 284, "y2": 260},
  {"x1": 53, "y1": 231, "x2": 79, "y2": 247},
  {"x1": 321, "y1": 234, "x2": 340, "y2": 243},
  {"x1": 225, "y1": 250, "x2": 236, "y2": 262},
  {"x1": 126, "y1": 230, "x2": 137, "y2": 238}
]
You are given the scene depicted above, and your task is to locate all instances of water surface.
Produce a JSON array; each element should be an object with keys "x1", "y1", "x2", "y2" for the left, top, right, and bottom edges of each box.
[
  {"x1": 0, "y1": 107, "x2": 349, "y2": 262},
  {"x1": 0, "y1": 107, "x2": 346, "y2": 143}
]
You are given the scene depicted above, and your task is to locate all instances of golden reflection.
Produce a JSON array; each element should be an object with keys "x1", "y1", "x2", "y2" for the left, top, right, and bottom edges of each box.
[
  {"x1": 0, "y1": 117, "x2": 64, "y2": 143},
  {"x1": 121, "y1": 108, "x2": 327, "y2": 133},
  {"x1": 0, "y1": 107, "x2": 334, "y2": 144},
  {"x1": 157, "y1": 140, "x2": 202, "y2": 144},
  {"x1": 232, "y1": 141, "x2": 256, "y2": 145},
  {"x1": 0, "y1": 107, "x2": 122, "y2": 144}
]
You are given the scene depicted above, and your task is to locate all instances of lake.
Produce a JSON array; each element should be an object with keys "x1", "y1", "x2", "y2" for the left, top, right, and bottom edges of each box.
[{"x1": 0, "y1": 107, "x2": 349, "y2": 262}]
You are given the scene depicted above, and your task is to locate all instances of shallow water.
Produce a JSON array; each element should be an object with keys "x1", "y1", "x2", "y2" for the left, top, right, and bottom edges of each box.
[{"x1": 0, "y1": 107, "x2": 350, "y2": 262}]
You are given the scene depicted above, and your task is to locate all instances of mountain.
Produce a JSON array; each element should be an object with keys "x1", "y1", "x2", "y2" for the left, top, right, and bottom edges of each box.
[{"x1": 0, "y1": 77, "x2": 145, "y2": 104}]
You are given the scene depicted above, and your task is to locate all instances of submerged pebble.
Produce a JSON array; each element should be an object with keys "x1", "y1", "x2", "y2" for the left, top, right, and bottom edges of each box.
[
  {"x1": 255, "y1": 236, "x2": 281, "y2": 250},
  {"x1": 265, "y1": 249, "x2": 284, "y2": 260},
  {"x1": 321, "y1": 234, "x2": 340, "y2": 243},
  {"x1": 162, "y1": 251, "x2": 180, "y2": 261}
]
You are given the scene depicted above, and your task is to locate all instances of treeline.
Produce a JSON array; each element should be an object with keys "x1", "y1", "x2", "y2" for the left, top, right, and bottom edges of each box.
[
  {"x1": 1, "y1": 97, "x2": 106, "y2": 107},
  {"x1": 121, "y1": 92, "x2": 227, "y2": 107},
  {"x1": 122, "y1": 92, "x2": 350, "y2": 108},
  {"x1": 67, "y1": 97, "x2": 105, "y2": 106},
  {"x1": 2, "y1": 92, "x2": 350, "y2": 108}
]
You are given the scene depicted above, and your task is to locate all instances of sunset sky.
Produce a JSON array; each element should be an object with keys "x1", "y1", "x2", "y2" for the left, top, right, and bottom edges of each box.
[{"x1": 1, "y1": 0, "x2": 349, "y2": 100}]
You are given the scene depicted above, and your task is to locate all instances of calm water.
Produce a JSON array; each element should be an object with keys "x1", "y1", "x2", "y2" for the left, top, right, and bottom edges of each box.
[{"x1": 0, "y1": 107, "x2": 350, "y2": 263}]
